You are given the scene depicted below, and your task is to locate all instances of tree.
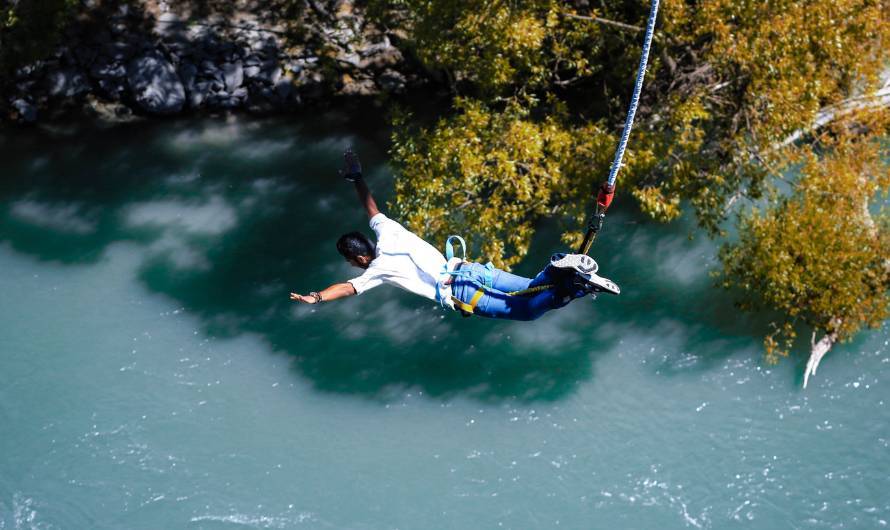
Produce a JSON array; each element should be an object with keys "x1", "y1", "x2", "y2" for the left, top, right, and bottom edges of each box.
[
  {"x1": 720, "y1": 113, "x2": 889, "y2": 385},
  {"x1": 373, "y1": 0, "x2": 890, "y2": 377}
]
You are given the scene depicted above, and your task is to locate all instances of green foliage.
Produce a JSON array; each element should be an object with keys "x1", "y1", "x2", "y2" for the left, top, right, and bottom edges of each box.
[
  {"x1": 720, "y1": 115, "x2": 890, "y2": 360},
  {"x1": 647, "y1": 0, "x2": 890, "y2": 232},
  {"x1": 392, "y1": 98, "x2": 601, "y2": 268},
  {"x1": 0, "y1": 0, "x2": 78, "y2": 79},
  {"x1": 379, "y1": 0, "x2": 890, "y2": 359},
  {"x1": 382, "y1": 0, "x2": 888, "y2": 237},
  {"x1": 369, "y1": 0, "x2": 607, "y2": 96},
  {"x1": 688, "y1": 0, "x2": 887, "y2": 145}
]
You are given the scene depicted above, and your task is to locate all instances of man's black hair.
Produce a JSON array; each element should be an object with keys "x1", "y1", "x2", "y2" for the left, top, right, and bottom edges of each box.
[{"x1": 337, "y1": 232, "x2": 375, "y2": 260}]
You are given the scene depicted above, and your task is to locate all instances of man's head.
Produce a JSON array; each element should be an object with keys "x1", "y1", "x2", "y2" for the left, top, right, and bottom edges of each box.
[{"x1": 337, "y1": 232, "x2": 374, "y2": 269}]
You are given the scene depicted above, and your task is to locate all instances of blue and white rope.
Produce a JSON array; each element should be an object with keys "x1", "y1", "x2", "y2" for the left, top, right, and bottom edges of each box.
[{"x1": 605, "y1": 0, "x2": 661, "y2": 189}]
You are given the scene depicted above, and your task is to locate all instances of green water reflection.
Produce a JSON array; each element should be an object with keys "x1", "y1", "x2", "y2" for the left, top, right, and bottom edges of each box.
[
  {"x1": 0, "y1": 116, "x2": 779, "y2": 403},
  {"x1": 1, "y1": 116, "x2": 887, "y2": 529}
]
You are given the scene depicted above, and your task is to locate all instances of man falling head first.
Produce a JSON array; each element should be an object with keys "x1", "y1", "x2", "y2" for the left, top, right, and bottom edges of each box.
[{"x1": 290, "y1": 149, "x2": 618, "y2": 320}]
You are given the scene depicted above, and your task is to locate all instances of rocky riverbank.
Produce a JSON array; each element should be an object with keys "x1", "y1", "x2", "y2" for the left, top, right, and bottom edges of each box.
[{"x1": 3, "y1": 0, "x2": 421, "y2": 124}]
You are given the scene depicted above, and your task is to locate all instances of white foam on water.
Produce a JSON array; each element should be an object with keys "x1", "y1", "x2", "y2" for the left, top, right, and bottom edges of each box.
[
  {"x1": 29, "y1": 157, "x2": 49, "y2": 171},
  {"x1": 625, "y1": 230, "x2": 715, "y2": 286},
  {"x1": 9, "y1": 199, "x2": 97, "y2": 235},
  {"x1": 606, "y1": 471, "x2": 711, "y2": 529},
  {"x1": 292, "y1": 284, "x2": 453, "y2": 346},
  {"x1": 189, "y1": 511, "x2": 316, "y2": 528},
  {"x1": 0, "y1": 494, "x2": 52, "y2": 530},
  {"x1": 147, "y1": 233, "x2": 211, "y2": 271},
  {"x1": 505, "y1": 296, "x2": 589, "y2": 350},
  {"x1": 310, "y1": 136, "x2": 353, "y2": 154},
  {"x1": 239, "y1": 177, "x2": 299, "y2": 213},
  {"x1": 249, "y1": 177, "x2": 296, "y2": 196},
  {"x1": 232, "y1": 139, "x2": 297, "y2": 160},
  {"x1": 165, "y1": 171, "x2": 202, "y2": 186},
  {"x1": 125, "y1": 195, "x2": 237, "y2": 236},
  {"x1": 168, "y1": 122, "x2": 245, "y2": 150},
  {"x1": 377, "y1": 301, "x2": 451, "y2": 345},
  {"x1": 164, "y1": 119, "x2": 334, "y2": 162}
]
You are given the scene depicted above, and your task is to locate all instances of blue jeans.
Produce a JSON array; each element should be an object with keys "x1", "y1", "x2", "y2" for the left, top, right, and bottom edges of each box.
[{"x1": 450, "y1": 262, "x2": 588, "y2": 321}]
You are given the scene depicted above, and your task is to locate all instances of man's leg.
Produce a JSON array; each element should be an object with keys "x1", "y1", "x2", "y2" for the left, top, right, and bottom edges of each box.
[
  {"x1": 489, "y1": 267, "x2": 534, "y2": 293},
  {"x1": 452, "y1": 261, "x2": 590, "y2": 321},
  {"x1": 486, "y1": 253, "x2": 598, "y2": 293},
  {"x1": 471, "y1": 284, "x2": 588, "y2": 321},
  {"x1": 471, "y1": 263, "x2": 588, "y2": 321}
]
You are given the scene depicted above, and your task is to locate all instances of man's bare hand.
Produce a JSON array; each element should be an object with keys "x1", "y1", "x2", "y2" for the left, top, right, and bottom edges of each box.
[
  {"x1": 290, "y1": 284, "x2": 354, "y2": 304},
  {"x1": 290, "y1": 292, "x2": 318, "y2": 304}
]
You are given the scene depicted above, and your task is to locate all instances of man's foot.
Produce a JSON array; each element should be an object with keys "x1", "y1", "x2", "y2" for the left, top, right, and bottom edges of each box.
[
  {"x1": 577, "y1": 272, "x2": 621, "y2": 295},
  {"x1": 341, "y1": 148, "x2": 362, "y2": 181},
  {"x1": 550, "y1": 253, "x2": 598, "y2": 275}
]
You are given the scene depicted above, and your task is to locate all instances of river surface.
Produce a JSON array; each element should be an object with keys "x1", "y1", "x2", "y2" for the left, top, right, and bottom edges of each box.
[{"x1": 0, "y1": 116, "x2": 887, "y2": 529}]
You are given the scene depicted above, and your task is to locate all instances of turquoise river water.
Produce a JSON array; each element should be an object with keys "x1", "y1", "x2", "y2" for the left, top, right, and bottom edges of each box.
[{"x1": 0, "y1": 116, "x2": 888, "y2": 529}]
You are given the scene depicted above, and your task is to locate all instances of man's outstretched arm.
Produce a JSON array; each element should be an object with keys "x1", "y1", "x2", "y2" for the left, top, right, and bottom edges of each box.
[
  {"x1": 342, "y1": 148, "x2": 379, "y2": 220},
  {"x1": 290, "y1": 282, "x2": 356, "y2": 304},
  {"x1": 353, "y1": 177, "x2": 380, "y2": 220}
]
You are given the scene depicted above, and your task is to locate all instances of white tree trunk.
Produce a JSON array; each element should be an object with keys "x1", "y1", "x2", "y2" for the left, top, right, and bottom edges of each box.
[
  {"x1": 778, "y1": 69, "x2": 890, "y2": 148},
  {"x1": 803, "y1": 326, "x2": 839, "y2": 389}
]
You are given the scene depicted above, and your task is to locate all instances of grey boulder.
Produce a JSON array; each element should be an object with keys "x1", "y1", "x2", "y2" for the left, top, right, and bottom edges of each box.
[
  {"x1": 47, "y1": 69, "x2": 91, "y2": 98},
  {"x1": 11, "y1": 99, "x2": 37, "y2": 122},
  {"x1": 91, "y1": 60, "x2": 127, "y2": 79},
  {"x1": 222, "y1": 61, "x2": 244, "y2": 92},
  {"x1": 188, "y1": 81, "x2": 213, "y2": 108},
  {"x1": 377, "y1": 69, "x2": 407, "y2": 93},
  {"x1": 178, "y1": 62, "x2": 198, "y2": 91},
  {"x1": 127, "y1": 53, "x2": 186, "y2": 114}
]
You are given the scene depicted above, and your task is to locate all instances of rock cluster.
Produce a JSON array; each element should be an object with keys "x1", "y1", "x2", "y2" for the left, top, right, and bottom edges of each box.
[{"x1": 4, "y1": 0, "x2": 414, "y2": 123}]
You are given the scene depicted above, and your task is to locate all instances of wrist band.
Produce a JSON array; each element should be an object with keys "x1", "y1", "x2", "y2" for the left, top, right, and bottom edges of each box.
[{"x1": 309, "y1": 291, "x2": 323, "y2": 303}]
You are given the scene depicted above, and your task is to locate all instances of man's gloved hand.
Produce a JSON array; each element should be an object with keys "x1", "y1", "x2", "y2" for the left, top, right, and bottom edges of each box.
[{"x1": 340, "y1": 148, "x2": 363, "y2": 182}]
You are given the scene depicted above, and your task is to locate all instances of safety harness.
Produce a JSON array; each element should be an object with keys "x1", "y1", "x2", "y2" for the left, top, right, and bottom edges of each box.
[
  {"x1": 435, "y1": 235, "x2": 495, "y2": 316},
  {"x1": 437, "y1": 235, "x2": 557, "y2": 316}
]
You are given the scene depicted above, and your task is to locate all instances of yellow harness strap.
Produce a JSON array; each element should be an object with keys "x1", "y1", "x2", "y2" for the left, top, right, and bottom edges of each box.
[{"x1": 451, "y1": 288, "x2": 486, "y2": 316}]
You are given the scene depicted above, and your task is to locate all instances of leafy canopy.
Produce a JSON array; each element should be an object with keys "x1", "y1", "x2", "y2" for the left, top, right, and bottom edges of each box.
[
  {"x1": 721, "y1": 114, "x2": 890, "y2": 360},
  {"x1": 374, "y1": 0, "x2": 890, "y2": 358}
]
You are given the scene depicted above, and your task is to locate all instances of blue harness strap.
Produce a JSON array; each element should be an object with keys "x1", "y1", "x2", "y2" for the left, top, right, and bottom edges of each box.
[
  {"x1": 436, "y1": 235, "x2": 467, "y2": 308},
  {"x1": 436, "y1": 235, "x2": 498, "y2": 315},
  {"x1": 445, "y1": 235, "x2": 466, "y2": 261}
]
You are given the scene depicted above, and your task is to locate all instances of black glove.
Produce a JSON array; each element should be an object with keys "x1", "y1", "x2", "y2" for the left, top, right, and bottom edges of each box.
[{"x1": 341, "y1": 148, "x2": 363, "y2": 182}]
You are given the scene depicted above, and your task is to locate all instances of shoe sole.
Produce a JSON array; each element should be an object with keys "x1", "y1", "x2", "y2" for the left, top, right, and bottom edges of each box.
[
  {"x1": 550, "y1": 253, "x2": 598, "y2": 274},
  {"x1": 583, "y1": 273, "x2": 620, "y2": 295}
]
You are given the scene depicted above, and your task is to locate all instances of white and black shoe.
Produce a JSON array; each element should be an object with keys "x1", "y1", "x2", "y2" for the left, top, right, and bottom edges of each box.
[
  {"x1": 550, "y1": 253, "x2": 598, "y2": 275},
  {"x1": 578, "y1": 272, "x2": 621, "y2": 295}
]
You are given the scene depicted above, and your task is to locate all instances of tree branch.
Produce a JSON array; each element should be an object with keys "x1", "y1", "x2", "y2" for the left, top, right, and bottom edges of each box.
[
  {"x1": 776, "y1": 69, "x2": 890, "y2": 149},
  {"x1": 561, "y1": 12, "x2": 644, "y2": 33}
]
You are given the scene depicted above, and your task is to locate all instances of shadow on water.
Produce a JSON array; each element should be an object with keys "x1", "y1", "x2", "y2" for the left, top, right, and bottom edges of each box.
[{"x1": 0, "y1": 115, "x2": 773, "y2": 403}]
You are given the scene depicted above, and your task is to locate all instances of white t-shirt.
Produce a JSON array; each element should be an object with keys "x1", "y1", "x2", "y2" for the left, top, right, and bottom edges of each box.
[{"x1": 348, "y1": 213, "x2": 457, "y2": 309}]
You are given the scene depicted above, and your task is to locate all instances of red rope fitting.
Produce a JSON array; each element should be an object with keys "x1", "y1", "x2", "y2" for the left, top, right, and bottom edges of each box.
[{"x1": 596, "y1": 183, "x2": 616, "y2": 211}]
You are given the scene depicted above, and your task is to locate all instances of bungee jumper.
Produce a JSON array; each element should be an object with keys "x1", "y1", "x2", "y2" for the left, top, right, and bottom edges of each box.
[
  {"x1": 290, "y1": 0, "x2": 661, "y2": 320},
  {"x1": 289, "y1": 149, "x2": 619, "y2": 321}
]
